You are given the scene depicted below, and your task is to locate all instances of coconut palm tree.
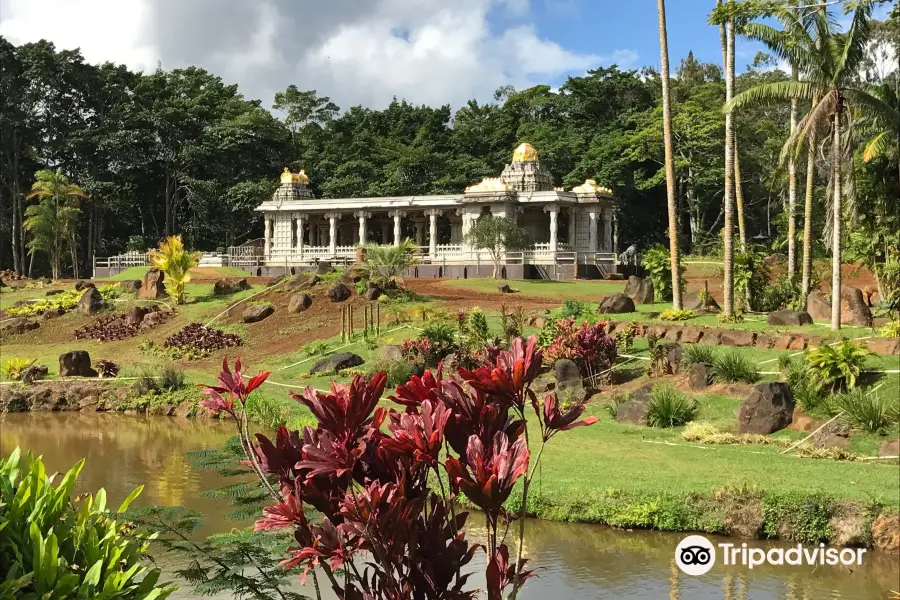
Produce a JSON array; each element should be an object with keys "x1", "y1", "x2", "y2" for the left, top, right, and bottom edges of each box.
[
  {"x1": 657, "y1": 0, "x2": 683, "y2": 310},
  {"x1": 727, "y1": 2, "x2": 891, "y2": 330},
  {"x1": 723, "y1": 4, "x2": 737, "y2": 318},
  {"x1": 24, "y1": 169, "x2": 88, "y2": 280}
]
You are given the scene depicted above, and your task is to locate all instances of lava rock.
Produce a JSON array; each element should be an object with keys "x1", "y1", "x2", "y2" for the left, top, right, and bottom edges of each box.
[
  {"x1": 381, "y1": 345, "x2": 405, "y2": 362},
  {"x1": 59, "y1": 350, "x2": 98, "y2": 377},
  {"x1": 624, "y1": 276, "x2": 641, "y2": 297},
  {"x1": 120, "y1": 279, "x2": 143, "y2": 293},
  {"x1": 309, "y1": 352, "x2": 364, "y2": 374},
  {"x1": 840, "y1": 285, "x2": 873, "y2": 327},
  {"x1": 633, "y1": 278, "x2": 655, "y2": 304},
  {"x1": 140, "y1": 267, "x2": 168, "y2": 299},
  {"x1": 76, "y1": 287, "x2": 103, "y2": 315},
  {"x1": 1, "y1": 317, "x2": 39, "y2": 335},
  {"x1": 598, "y1": 293, "x2": 636, "y2": 314},
  {"x1": 688, "y1": 363, "x2": 711, "y2": 390},
  {"x1": 45, "y1": 289, "x2": 63, "y2": 296},
  {"x1": 242, "y1": 304, "x2": 274, "y2": 323},
  {"x1": 74, "y1": 280, "x2": 96, "y2": 291},
  {"x1": 554, "y1": 359, "x2": 584, "y2": 400},
  {"x1": 288, "y1": 293, "x2": 313, "y2": 313},
  {"x1": 867, "y1": 339, "x2": 900, "y2": 355},
  {"x1": 767, "y1": 310, "x2": 813, "y2": 327},
  {"x1": 878, "y1": 439, "x2": 899, "y2": 458},
  {"x1": 42, "y1": 306, "x2": 65, "y2": 320},
  {"x1": 497, "y1": 282, "x2": 513, "y2": 294},
  {"x1": 615, "y1": 384, "x2": 654, "y2": 426},
  {"x1": 328, "y1": 282, "x2": 351, "y2": 302},
  {"x1": 363, "y1": 284, "x2": 383, "y2": 301},
  {"x1": 315, "y1": 261, "x2": 335, "y2": 275},
  {"x1": 683, "y1": 291, "x2": 720, "y2": 313},
  {"x1": 662, "y1": 342, "x2": 683, "y2": 375},
  {"x1": 266, "y1": 275, "x2": 285, "y2": 286},
  {"x1": 213, "y1": 278, "x2": 250, "y2": 295},
  {"x1": 806, "y1": 291, "x2": 830, "y2": 321},
  {"x1": 124, "y1": 306, "x2": 150, "y2": 326},
  {"x1": 719, "y1": 330, "x2": 756, "y2": 348},
  {"x1": 284, "y1": 273, "x2": 320, "y2": 292},
  {"x1": 737, "y1": 382, "x2": 794, "y2": 435}
]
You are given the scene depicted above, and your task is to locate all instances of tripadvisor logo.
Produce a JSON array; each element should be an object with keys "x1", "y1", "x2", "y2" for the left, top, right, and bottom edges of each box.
[{"x1": 674, "y1": 535, "x2": 867, "y2": 576}]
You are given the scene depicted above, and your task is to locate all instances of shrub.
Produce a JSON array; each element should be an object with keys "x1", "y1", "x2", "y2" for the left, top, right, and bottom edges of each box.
[
  {"x1": 641, "y1": 244, "x2": 683, "y2": 302},
  {"x1": 367, "y1": 358, "x2": 415, "y2": 388},
  {"x1": 1, "y1": 357, "x2": 34, "y2": 380},
  {"x1": 879, "y1": 320, "x2": 900, "y2": 338},
  {"x1": 96, "y1": 359, "x2": 119, "y2": 378},
  {"x1": 543, "y1": 319, "x2": 617, "y2": 383},
  {"x1": 778, "y1": 356, "x2": 822, "y2": 412},
  {"x1": 614, "y1": 322, "x2": 638, "y2": 353},
  {"x1": 163, "y1": 323, "x2": 243, "y2": 357},
  {"x1": 2, "y1": 284, "x2": 122, "y2": 317},
  {"x1": 659, "y1": 309, "x2": 694, "y2": 322},
  {"x1": 561, "y1": 300, "x2": 589, "y2": 319},
  {"x1": 467, "y1": 308, "x2": 490, "y2": 345},
  {"x1": 160, "y1": 365, "x2": 187, "y2": 391},
  {"x1": 804, "y1": 340, "x2": 869, "y2": 392},
  {"x1": 756, "y1": 273, "x2": 804, "y2": 312},
  {"x1": 601, "y1": 394, "x2": 626, "y2": 419},
  {"x1": 301, "y1": 340, "x2": 332, "y2": 358},
  {"x1": 682, "y1": 344, "x2": 718, "y2": 367},
  {"x1": 711, "y1": 351, "x2": 760, "y2": 384},
  {"x1": 827, "y1": 389, "x2": 898, "y2": 434},
  {"x1": 401, "y1": 338, "x2": 454, "y2": 366},
  {"x1": 716, "y1": 311, "x2": 744, "y2": 324},
  {"x1": 74, "y1": 306, "x2": 168, "y2": 341},
  {"x1": 420, "y1": 322, "x2": 456, "y2": 347},
  {"x1": 0, "y1": 448, "x2": 174, "y2": 600},
  {"x1": 647, "y1": 385, "x2": 697, "y2": 427},
  {"x1": 499, "y1": 303, "x2": 528, "y2": 343}
]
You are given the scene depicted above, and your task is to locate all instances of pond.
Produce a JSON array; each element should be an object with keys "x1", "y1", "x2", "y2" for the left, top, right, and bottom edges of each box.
[{"x1": 1, "y1": 412, "x2": 896, "y2": 599}]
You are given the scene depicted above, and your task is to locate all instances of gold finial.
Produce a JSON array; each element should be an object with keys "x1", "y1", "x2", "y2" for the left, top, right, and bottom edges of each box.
[
  {"x1": 465, "y1": 177, "x2": 511, "y2": 193},
  {"x1": 281, "y1": 168, "x2": 310, "y2": 185},
  {"x1": 512, "y1": 142, "x2": 538, "y2": 163},
  {"x1": 293, "y1": 169, "x2": 309, "y2": 185},
  {"x1": 572, "y1": 179, "x2": 612, "y2": 195},
  {"x1": 280, "y1": 168, "x2": 293, "y2": 184}
]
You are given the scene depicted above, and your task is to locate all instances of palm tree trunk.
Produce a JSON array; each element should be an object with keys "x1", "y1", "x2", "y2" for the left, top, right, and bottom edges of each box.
[
  {"x1": 830, "y1": 109, "x2": 842, "y2": 331},
  {"x1": 657, "y1": 0, "x2": 682, "y2": 310},
  {"x1": 801, "y1": 130, "x2": 817, "y2": 300},
  {"x1": 723, "y1": 14, "x2": 736, "y2": 317},
  {"x1": 734, "y1": 144, "x2": 747, "y2": 251},
  {"x1": 787, "y1": 64, "x2": 799, "y2": 278}
]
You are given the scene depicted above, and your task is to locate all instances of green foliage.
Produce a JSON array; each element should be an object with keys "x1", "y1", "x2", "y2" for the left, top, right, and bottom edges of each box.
[
  {"x1": 681, "y1": 344, "x2": 718, "y2": 367},
  {"x1": 762, "y1": 492, "x2": 834, "y2": 545},
  {"x1": 711, "y1": 350, "x2": 760, "y2": 384},
  {"x1": 23, "y1": 169, "x2": 88, "y2": 280},
  {"x1": 367, "y1": 358, "x2": 415, "y2": 388},
  {"x1": 2, "y1": 285, "x2": 122, "y2": 317},
  {"x1": 716, "y1": 311, "x2": 744, "y2": 324},
  {"x1": 465, "y1": 308, "x2": 491, "y2": 347},
  {"x1": 360, "y1": 240, "x2": 421, "y2": 287},
  {"x1": 1, "y1": 357, "x2": 34, "y2": 380},
  {"x1": 0, "y1": 448, "x2": 175, "y2": 600},
  {"x1": 600, "y1": 394, "x2": 627, "y2": 419},
  {"x1": 498, "y1": 302, "x2": 527, "y2": 344},
  {"x1": 804, "y1": 340, "x2": 869, "y2": 392},
  {"x1": 732, "y1": 250, "x2": 772, "y2": 311},
  {"x1": 149, "y1": 235, "x2": 201, "y2": 304},
  {"x1": 134, "y1": 365, "x2": 187, "y2": 396},
  {"x1": 463, "y1": 215, "x2": 530, "y2": 277},
  {"x1": 614, "y1": 322, "x2": 638, "y2": 353},
  {"x1": 647, "y1": 385, "x2": 698, "y2": 428},
  {"x1": 420, "y1": 321, "x2": 456, "y2": 347},
  {"x1": 658, "y1": 309, "x2": 694, "y2": 321},
  {"x1": 561, "y1": 300, "x2": 590, "y2": 319},
  {"x1": 756, "y1": 273, "x2": 804, "y2": 312},
  {"x1": 640, "y1": 245, "x2": 682, "y2": 302},
  {"x1": 778, "y1": 356, "x2": 822, "y2": 412},
  {"x1": 879, "y1": 320, "x2": 900, "y2": 338},
  {"x1": 827, "y1": 389, "x2": 898, "y2": 434},
  {"x1": 300, "y1": 340, "x2": 332, "y2": 358}
]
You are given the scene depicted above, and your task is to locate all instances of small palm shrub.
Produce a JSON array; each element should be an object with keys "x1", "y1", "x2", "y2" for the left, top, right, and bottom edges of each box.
[
  {"x1": 1, "y1": 357, "x2": 34, "y2": 380},
  {"x1": 561, "y1": 300, "x2": 589, "y2": 319},
  {"x1": 828, "y1": 389, "x2": 898, "y2": 434},
  {"x1": 96, "y1": 359, "x2": 119, "y2": 378},
  {"x1": 368, "y1": 359, "x2": 415, "y2": 388},
  {"x1": 711, "y1": 351, "x2": 760, "y2": 384},
  {"x1": 778, "y1": 356, "x2": 822, "y2": 412},
  {"x1": 805, "y1": 340, "x2": 869, "y2": 392},
  {"x1": 360, "y1": 240, "x2": 420, "y2": 288},
  {"x1": 647, "y1": 385, "x2": 698, "y2": 428},
  {"x1": 421, "y1": 322, "x2": 457, "y2": 347},
  {"x1": 659, "y1": 309, "x2": 694, "y2": 322},
  {"x1": 682, "y1": 344, "x2": 718, "y2": 367}
]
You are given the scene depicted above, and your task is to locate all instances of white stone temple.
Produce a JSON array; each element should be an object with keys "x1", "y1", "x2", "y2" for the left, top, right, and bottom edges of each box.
[{"x1": 238, "y1": 143, "x2": 617, "y2": 279}]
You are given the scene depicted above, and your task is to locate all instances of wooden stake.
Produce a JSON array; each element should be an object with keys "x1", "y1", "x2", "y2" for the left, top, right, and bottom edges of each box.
[{"x1": 376, "y1": 303, "x2": 380, "y2": 336}]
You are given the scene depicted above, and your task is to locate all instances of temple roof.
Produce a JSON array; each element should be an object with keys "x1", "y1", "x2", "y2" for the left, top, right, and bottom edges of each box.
[{"x1": 511, "y1": 142, "x2": 538, "y2": 163}]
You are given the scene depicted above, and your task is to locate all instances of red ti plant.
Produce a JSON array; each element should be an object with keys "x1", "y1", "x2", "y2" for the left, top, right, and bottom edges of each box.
[{"x1": 203, "y1": 335, "x2": 598, "y2": 600}]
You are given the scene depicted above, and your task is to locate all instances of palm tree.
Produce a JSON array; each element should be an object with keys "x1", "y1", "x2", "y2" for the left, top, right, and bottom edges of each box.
[
  {"x1": 360, "y1": 239, "x2": 421, "y2": 288},
  {"x1": 149, "y1": 235, "x2": 201, "y2": 304},
  {"x1": 727, "y1": 2, "x2": 893, "y2": 330},
  {"x1": 723, "y1": 4, "x2": 737, "y2": 318},
  {"x1": 860, "y1": 82, "x2": 900, "y2": 173},
  {"x1": 657, "y1": 0, "x2": 683, "y2": 310},
  {"x1": 24, "y1": 169, "x2": 88, "y2": 280}
]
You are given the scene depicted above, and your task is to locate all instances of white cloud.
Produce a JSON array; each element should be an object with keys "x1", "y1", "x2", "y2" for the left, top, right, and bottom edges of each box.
[{"x1": 0, "y1": 0, "x2": 637, "y2": 109}]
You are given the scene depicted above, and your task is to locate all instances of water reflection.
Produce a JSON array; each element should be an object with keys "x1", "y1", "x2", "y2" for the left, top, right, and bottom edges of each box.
[{"x1": 1, "y1": 413, "x2": 896, "y2": 599}]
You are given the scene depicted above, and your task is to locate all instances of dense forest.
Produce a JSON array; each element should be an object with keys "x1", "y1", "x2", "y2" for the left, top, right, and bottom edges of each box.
[{"x1": 0, "y1": 5, "x2": 896, "y2": 279}]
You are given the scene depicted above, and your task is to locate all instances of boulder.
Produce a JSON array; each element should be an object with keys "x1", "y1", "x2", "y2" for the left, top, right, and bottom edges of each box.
[
  {"x1": 124, "y1": 306, "x2": 150, "y2": 326},
  {"x1": 679, "y1": 327, "x2": 704, "y2": 344},
  {"x1": 242, "y1": 304, "x2": 274, "y2": 323},
  {"x1": 662, "y1": 343, "x2": 683, "y2": 375},
  {"x1": 20, "y1": 365, "x2": 48, "y2": 384},
  {"x1": 266, "y1": 275, "x2": 285, "y2": 286},
  {"x1": 773, "y1": 335, "x2": 796, "y2": 351},
  {"x1": 878, "y1": 439, "x2": 899, "y2": 458},
  {"x1": 364, "y1": 284, "x2": 383, "y2": 301},
  {"x1": 737, "y1": 382, "x2": 794, "y2": 435},
  {"x1": 663, "y1": 328, "x2": 682, "y2": 342},
  {"x1": 604, "y1": 273, "x2": 625, "y2": 280},
  {"x1": 754, "y1": 333, "x2": 774, "y2": 349},
  {"x1": 45, "y1": 289, "x2": 63, "y2": 296},
  {"x1": 767, "y1": 310, "x2": 813, "y2": 327},
  {"x1": 213, "y1": 278, "x2": 250, "y2": 295},
  {"x1": 140, "y1": 312, "x2": 166, "y2": 329},
  {"x1": 42, "y1": 306, "x2": 65, "y2": 320},
  {"x1": 328, "y1": 282, "x2": 351, "y2": 302},
  {"x1": 687, "y1": 363, "x2": 711, "y2": 390},
  {"x1": 140, "y1": 267, "x2": 168, "y2": 299},
  {"x1": 787, "y1": 405, "x2": 819, "y2": 433},
  {"x1": 381, "y1": 345, "x2": 405, "y2": 362},
  {"x1": 288, "y1": 293, "x2": 313, "y2": 314},
  {"x1": 59, "y1": 350, "x2": 98, "y2": 377},
  {"x1": 76, "y1": 286, "x2": 103, "y2": 315},
  {"x1": 74, "y1": 280, "x2": 96, "y2": 291},
  {"x1": 806, "y1": 291, "x2": 830, "y2": 321},
  {"x1": 284, "y1": 273, "x2": 320, "y2": 292},
  {"x1": 554, "y1": 359, "x2": 584, "y2": 400},
  {"x1": 624, "y1": 276, "x2": 642, "y2": 297},
  {"x1": 867, "y1": 339, "x2": 900, "y2": 355},
  {"x1": 1, "y1": 317, "x2": 39, "y2": 335},
  {"x1": 497, "y1": 282, "x2": 513, "y2": 294},
  {"x1": 813, "y1": 419, "x2": 851, "y2": 450},
  {"x1": 840, "y1": 285, "x2": 873, "y2": 327},
  {"x1": 684, "y1": 291, "x2": 721, "y2": 313},
  {"x1": 719, "y1": 330, "x2": 756, "y2": 348},
  {"x1": 871, "y1": 513, "x2": 900, "y2": 553},
  {"x1": 615, "y1": 384, "x2": 654, "y2": 426},
  {"x1": 315, "y1": 261, "x2": 335, "y2": 275},
  {"x1": 633, "y1": 278, "x2": 655, "y2": 304},
  {"x1": 119, "y1": 280, "x2": 142, "y2": 294},
  {"x1": 309, "y1": 352, "x2": 364, "y2": 374},
  {"x1": 598, "y1": 293, "x2": 636, "y2": 314}
]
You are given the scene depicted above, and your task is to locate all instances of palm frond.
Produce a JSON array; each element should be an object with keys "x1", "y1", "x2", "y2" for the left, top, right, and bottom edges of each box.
[
  {"x1": 835, "y1": 2, "x2": 873, "y2": 82},
  {"x1": 779, "y1": 93, "x2": 833, "y2": 164},
  {"x1": 844, "y1": 88, "x2": 900, "y2": 130},
  {"x1": 862, "y1": 131, "x2": 890, "y2": 162},
  {"x1": 726, "y1": 80, "x2": 819, "y2": 113}
]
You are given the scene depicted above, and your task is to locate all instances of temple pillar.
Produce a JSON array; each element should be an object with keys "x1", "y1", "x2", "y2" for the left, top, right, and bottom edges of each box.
[
  {"x1": 326, "y1": 212, "x2": 339, "y2": 255},
  {"x1": 355, "y1": 211, "x2": 370, "y2": 246},
  {"x1": 296, "y1": 213, "x2": 305, "y2": 256},
  {"x1": 568, "y1": 208, "x2": 577, "y2": 247},
  {"x1": 414, "y1": 219, "x2": 425, "y2": 246},
  {"x1": 545, "y1": 205, "x2": 559, "y2": 253},
  {"x1": 603, "y1": 207, "x2": 614, "y2": 251},
  {"x1": 390, "y1": 210, "x2": 406, "y2": 246},
  {"x1": 426, "y1": 209, "x2": 440, "y2": 257},
  {"x1": 264, "y1": 215, "x2": 272, "y2": 257},
  {"x1": 588, "y1": 209, "x2": 598, "y2": 252}
]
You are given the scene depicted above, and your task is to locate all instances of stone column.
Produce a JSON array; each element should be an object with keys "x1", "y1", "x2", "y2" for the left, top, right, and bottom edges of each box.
[
  {"x1": 426, "y1": 209, "x2": 440, "y2": 257},
  {"x1": 264, "y1": 215, "x2": 272, "y2": 257},
  {"x1": 326, "y1": 212, "x2": 339, "y2": 255},
  {"x1": 389, "y1": 210, "x2": 405, "y2": 246},
  {"x1": 588, "y1": 209, "x2": 598, "y2": 252},
  {"x1": 545, "y1": 205, "x2": 559, "y2": 253},
  {"x1": 297, "y1": 213, "x2": 305, "y2": 256},
  {"x1": 414, "y1": 219, "x2": 425, "y2": 246},
  {"x1": 603, "y1": 207, "x2": 614, "y2": 251},
  {"x1": 355, "y1": 211, "x2": 370, "y2": 246},
  {"x1": 568, "y1": 207, "x2": 577, "y2": 247}
]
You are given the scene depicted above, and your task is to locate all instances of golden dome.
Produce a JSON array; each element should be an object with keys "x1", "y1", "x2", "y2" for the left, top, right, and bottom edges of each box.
[
  {"x1": 280, "y1": 168, "x2": 310, "y2": 185},
  {"x1": 572, "y1": 179, "x2": 612, "y2": 195},
  {"x1": 465, "y1": 177, "x2": 511, "y2": 193},
  {"x1": 512, "y1": 142, "x2": 538, "y2": 163}
]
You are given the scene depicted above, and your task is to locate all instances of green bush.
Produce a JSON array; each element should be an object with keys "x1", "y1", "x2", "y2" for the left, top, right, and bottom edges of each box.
[
  {"x1": 712, "y1": 351, "x2": 760, "y2": 384},
  {"x1": 1, "y1": 357, "x2": 34, "y2": 380},
  {"x1": 646, "y1": 385, "x2": 697, "y2": 428},
  {"x1": 641, "y1": 245, "x2": 683, "y2": 302},
  {"x1": 561, "y1": 300, "x2": 589, "y2": 319},
  {"x1": 762, "y1": 492, "x2": 833, "y2": 544},
  {"x1": 2, "y1": 285, "x2": 123, "y2": 318},
  {"x1": 879, "y1": 320, "x2": 900, "y2": 338},
  {"x1": 367, "y1": 358, "x2": 415, "y2": 388},
  {"x1": 0, "y1": 448, "x2": 174, "y2": 600},
  {"x1": 658, "y1": 309, "x2": 694, "y2": 322},
  {"x1": 804, "y1": 340, "x2": 869, "y2": 392},
  {"x1": 779, "y1": 356, "x2": 822, "y2": 412},
  {"x1": 420, "y1": 322, "x2": 456, "y2": 347},
  {"x1": 827, "y1": 389, "x2": 898, "y2": 434},
  {"x1": 682, "y1": 344, "x2": 718, "y2": 367}
]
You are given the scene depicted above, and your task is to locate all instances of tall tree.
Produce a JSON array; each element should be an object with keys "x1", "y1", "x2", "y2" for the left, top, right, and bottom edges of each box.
[
  {"x1": 729, "y1": 2, "x2": 891, "y2": 329},
  {"x1": 24, "y1": 168, "x2": 86, "y2": 279},
  {"x1": 718, "y1": 0, "x2": 738, "y2": 318},
  {"x1": 657, "y1": 0, "x2": 683, "y2": 310}
]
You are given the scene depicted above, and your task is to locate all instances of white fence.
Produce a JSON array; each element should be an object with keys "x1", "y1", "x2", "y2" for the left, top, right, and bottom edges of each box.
[{"x1": 93, "y1": 250, "x2": 150, "y2": 270}]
